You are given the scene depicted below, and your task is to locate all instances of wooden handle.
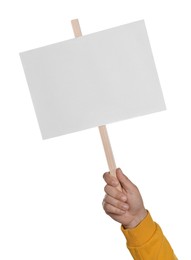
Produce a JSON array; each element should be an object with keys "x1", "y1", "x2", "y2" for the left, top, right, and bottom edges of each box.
[
  {"x1": 71, "y1": 19, "x2": 121, "y2": 189},
  {"x1": 99, "y1": 126, "x2": 121, "y2": 193},
  {"x1": 98, "y1": 125, "x2": 117, "y2": 176},
  {"x1": 71, "y1": 19, "x2": 82, "y2": 37}
]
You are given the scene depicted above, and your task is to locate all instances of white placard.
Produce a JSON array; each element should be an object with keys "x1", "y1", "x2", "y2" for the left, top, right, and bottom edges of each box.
[{"x1": 20, "y1": 20, "x2": 166, "y2": 139}]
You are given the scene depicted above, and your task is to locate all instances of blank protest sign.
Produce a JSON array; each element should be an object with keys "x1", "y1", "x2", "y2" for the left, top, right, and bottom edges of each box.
[{"x1": 20, "y1": 20, "x2": 166, "y2": 139}]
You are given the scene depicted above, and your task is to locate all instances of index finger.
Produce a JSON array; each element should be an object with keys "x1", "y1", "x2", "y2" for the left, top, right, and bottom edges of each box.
[{"x1": 103, "y1": 172, "x2": 119, "y2": 187}]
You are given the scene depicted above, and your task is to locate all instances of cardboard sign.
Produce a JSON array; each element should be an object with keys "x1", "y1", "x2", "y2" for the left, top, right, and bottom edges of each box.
[{"x1": 20, "y1": 20, "x2": 166, "y2": 139}]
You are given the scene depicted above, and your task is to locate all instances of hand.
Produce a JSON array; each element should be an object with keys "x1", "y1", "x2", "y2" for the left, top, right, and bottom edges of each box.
[{"x1": 102, "y1": 168, "x2": 147, "y2": 229}]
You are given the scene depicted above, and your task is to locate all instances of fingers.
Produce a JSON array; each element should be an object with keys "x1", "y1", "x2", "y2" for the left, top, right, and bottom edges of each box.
[
  {"x1": 116, "y1": 168, "x2": 136, "y2": 191},
  {"x1": 103, "y1": 171, "x2": 128, "y2": 215},
  {"x1": 103, "y1": 169, "x2": 135, "y2": 192},
  {"x1": 104, "y1": 184, "x2": 127, "y2": 202},
  {"x1": 103, "y1": 172, "x2": 119, "y2": 187},
  {"x1": 103, "y1": 194, "x2": 129, "y2": 212},
  {"x1": 102, "y1": 201, "x2": 126, "y2": 215}
]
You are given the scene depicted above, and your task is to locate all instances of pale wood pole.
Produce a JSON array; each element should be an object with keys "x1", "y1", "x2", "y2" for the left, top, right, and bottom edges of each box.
[{"x1": 71, "y1": 19, "x2": 121, "y2": 190}]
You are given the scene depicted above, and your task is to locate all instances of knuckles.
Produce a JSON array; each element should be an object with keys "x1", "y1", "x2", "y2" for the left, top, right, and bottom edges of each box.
[
  {"x1": 104, "y1": 185, "x2": 108, "y2": 193},
  {"x1": 103, "y1": 172, "x2": 115, "y2": 185},
  {"x1": 102, "y1": 195, "x2": 126, "y2": 214},
  {"x1": 103, "y1": 203, "x2": 110, "y2": 213},
  {"x1": 104, "y1": 184, "x2": 122, "y2": 199},
  {"x1": 102, "y1": 200, "x2": 110, "y2": 213}
]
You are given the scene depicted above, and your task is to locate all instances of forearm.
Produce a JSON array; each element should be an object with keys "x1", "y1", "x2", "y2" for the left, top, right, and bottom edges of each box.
[{"x1": 121, "y1": 211, "x2": 177, "y2": 260}]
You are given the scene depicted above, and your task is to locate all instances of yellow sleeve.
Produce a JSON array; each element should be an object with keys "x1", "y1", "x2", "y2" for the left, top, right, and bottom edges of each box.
[{"x1": 121, "y1": 212, "x2": 177, "y2": 260}]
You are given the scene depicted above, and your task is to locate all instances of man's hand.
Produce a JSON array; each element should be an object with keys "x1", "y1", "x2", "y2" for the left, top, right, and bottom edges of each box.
[{"x1": 102, "y1": 168, "x2": 147, "y2": 229}]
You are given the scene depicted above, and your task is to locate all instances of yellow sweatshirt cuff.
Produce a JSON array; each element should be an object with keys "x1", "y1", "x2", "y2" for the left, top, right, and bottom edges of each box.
[{"x1": 121, "y1": 211, "x2": 157, "y2": 247}]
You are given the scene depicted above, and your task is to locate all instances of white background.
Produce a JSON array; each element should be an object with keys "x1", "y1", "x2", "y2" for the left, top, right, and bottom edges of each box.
[{"x1": 0, "y1": 0, "x2": 190, "y2": 259}]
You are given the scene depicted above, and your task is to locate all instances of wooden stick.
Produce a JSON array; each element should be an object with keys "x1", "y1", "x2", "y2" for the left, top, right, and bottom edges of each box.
[
  {"x1": 71, "y1": 19, "x2": 82, "y2": 38},
  {"x1": 71, "y1": 19, "x2": 121, "y2": 189},
  {"x1": 98, "y1": 125, "x2": 117, "y2": 177}
]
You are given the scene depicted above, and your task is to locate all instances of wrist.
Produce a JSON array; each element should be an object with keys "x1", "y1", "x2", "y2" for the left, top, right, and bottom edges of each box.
[{"x1": 123, "y1": 209, "x2": 148, "y2": 229}]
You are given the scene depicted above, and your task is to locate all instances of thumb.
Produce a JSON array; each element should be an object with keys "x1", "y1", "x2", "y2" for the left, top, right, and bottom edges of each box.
[{"x1": 116, "y1": 168, "x2": 135, "y2": 191}]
